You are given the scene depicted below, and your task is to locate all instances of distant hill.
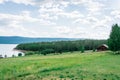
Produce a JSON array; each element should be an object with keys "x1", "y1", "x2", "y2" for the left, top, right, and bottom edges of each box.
[{"x1": 0, "y1": 36, "x2": 80, "y2": 44}]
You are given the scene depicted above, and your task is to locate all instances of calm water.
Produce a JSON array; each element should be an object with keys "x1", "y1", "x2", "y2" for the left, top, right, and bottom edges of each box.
[{"x1": 0, "y1": 44, "x2": 24, "y2": 57}]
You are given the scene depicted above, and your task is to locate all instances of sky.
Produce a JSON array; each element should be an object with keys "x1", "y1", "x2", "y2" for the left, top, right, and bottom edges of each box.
[{"x1": 0, "y1": 0, "x2": 120, "y2": 39}]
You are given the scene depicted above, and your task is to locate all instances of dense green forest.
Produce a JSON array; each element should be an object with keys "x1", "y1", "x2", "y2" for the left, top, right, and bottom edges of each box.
[{"x1": 16, "y1": 39, "x2": 107, "y2": 55}]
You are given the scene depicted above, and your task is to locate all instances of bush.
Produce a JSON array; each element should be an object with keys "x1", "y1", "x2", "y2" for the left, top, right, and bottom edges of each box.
[
  {"x1": 114, "y1": 51, "x2": 120, "y2": 54},
  {"x1": 41, "y1": 49, "x2": 55, "y2": 55},
  {"x1": 25, "y1": 52, "x2": 34, "y2": 56},
  {"x1": 93, "y1": 48, "x2": 96, "y2": 52},
  {"x1": 12, "y1": 54, "x2": 15, "y2": 57},
  {"x1": 81, "y1": 46, "x2": 85, "y2": 53},
  {"x1": 18, "y1": 53, "x2": 22, "y2": 56}
]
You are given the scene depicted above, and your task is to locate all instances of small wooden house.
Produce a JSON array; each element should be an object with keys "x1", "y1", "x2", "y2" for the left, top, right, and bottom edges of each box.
[{"x1": 97, "y1": 44, "x2": 108, "y2": 51}]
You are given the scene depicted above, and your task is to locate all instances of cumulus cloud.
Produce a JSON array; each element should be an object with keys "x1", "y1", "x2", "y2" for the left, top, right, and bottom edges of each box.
[
  {"x1": 111, "y1": 10, "x2": 120, "y2": 19},
  {"x1": 10, "y1": 0, "x2": 35, "y2": 5},
  {"x1": 74, "y1": 16, "x2": 99, "y2": 24},
  {"x1": 0, "y1": 12, "x2": 37, "y2": 24},
  {"x1": 71, "y1": 0, "x2": 104, "y2": 13},
  {"x1": 58, "y1": 11, "x2": 84, "y2": 19},
  {"x1": 0, "y1": 11, "x2": 55, "y2": 37},
  {"x1": 85, "y1": 0, "x2": 104, "y2": 13},
  {"x1": 0, "y1": 12, "x2": 37, "y2": 36},
  {"x1": 0, "y1": 0, "x2": 35, "y2": 5},
  {"x1": 0, "y1": 0, "x2": 119, "y2": 39}
]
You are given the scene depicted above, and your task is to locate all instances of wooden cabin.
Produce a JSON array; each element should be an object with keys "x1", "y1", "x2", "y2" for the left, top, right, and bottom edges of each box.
[{"x1": 97, "y1": 44, "x2": 108, "y2": 51}]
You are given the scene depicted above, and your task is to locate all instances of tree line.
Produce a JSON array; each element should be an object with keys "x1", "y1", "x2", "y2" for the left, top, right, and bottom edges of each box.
[{"x1": 15, "y1": 39, "x2": 107, "y2": 55}]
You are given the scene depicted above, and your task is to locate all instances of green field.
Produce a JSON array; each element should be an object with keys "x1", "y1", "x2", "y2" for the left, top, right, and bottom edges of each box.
[{"x1": 0, "y1": 51, "x2": 120, "y2": 80}]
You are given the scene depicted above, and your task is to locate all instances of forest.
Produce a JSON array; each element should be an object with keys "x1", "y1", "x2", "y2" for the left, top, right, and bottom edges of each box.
[{"x1": 16, "y1": 39, "x2": 107, "y2": 55}]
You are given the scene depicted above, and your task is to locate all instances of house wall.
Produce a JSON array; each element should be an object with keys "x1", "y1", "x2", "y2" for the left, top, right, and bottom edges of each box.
[{"x1": 97, "y1": 46, "x2": 108, "y2": 51}]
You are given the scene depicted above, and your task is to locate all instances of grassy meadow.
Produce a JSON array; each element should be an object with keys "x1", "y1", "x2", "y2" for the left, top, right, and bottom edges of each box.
[{"x1": 0, "y1": 51, "x2": 120, "y2": 80}]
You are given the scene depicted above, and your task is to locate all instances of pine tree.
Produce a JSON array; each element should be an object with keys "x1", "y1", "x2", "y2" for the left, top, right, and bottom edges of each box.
[{"x1": 108, "y1": 24, "x2": 120, "y2": 54}]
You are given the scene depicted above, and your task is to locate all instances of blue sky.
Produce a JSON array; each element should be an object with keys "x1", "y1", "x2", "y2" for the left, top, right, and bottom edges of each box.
[{"x1": 0, "y1": 0, "x2": 120, "y2": 39}]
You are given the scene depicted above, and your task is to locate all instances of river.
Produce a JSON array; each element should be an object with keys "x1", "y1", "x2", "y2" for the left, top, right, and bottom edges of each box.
[{"x1": 0, "y1": 44, "x2": 24, "y2": 58}]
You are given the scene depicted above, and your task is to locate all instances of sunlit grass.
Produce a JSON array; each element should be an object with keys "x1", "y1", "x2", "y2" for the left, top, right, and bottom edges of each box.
[{"x1": 0, "y1": 51, "x2": 120, "y2": 80}]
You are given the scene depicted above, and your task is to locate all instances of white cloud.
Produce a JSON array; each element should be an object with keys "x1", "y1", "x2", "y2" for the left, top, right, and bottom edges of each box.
[
  {"x1": 39, "y1": 13, "x2": 58, "y2": 20},
  {"x1": 38, "y1": 0, "x2": 83, "y2": 21},
  {"x1": 0, "y1": 11, "x2": 56, "y2": 25},
  {"x1": 59, "y1": 0, "x2": 70, "y2": 7},
  {"x1": 0, "y1": 12, "x2": 38, "y2": 36},
  {"x1": 0, "y1": 0, "x2": 35, "y2": 5},
  {"x1": 74, "y1": 16, "x2": 99, "y2": 25},
  {"x1": 0, "y1": 22, "x2": 37, "y2": 37},
  {"x1": 11, "y1": 0, "x2": 35, "y2": 5},
  {"x1": 74, "y1": 18, "x2": 89, "y2": 24},
  {"x1": 0, "y1": 11, "x2": 56, "y2": 37},
  {"x1": 70, "y1": 0, "x2": 87, "y2": 5},
  {"x1": 92, "y1": 16, "x2": 112, "y2": 29},
  {"x1": 56, "y1": 26, "x2": 71, "y2": 34},
  {"x1": 71, "y1": 0, "x2": 104, "y2": 13},
  {"x1": 39, "y1": 5, "x2": 63, "y2": 14},
  {"x1": 58, "y1": 11, "x2": 84, "y2": 19},
  {"x1": 0, "y1": 13, "x2": 37, "y2": 23},
  {"x1": 85, "y1": 0, "x2": 104, "y2": 13},
  {"x1": 39, "y1": 19, "x2": 56, "y2": 25},
  {"x1": 0, "y1": 0, "x2": 4, "y2": 3},
  {"x1": 111, "y1": 10, "x2": 120, "y2": 19},
  {"x1": 38, "y1": 0, "x2": 69, "y2": 8},
  {"x1": 38, "y1": 6, "x2": 61, "y2": 20},
  {"x1": 0, "y1": 0, "x2": 118, "y2": 39}
]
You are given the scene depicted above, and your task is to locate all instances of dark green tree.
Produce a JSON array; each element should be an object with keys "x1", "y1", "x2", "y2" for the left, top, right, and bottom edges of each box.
[
  {"x1": 81, "y1": 46, "x2": 85, "y2": 53},
  {"x1": 93, "y1": 48, "x2": 96, "y2": 52},
  {"x1": 108, "y1": 24, "x2": 120, "y2": 54},
  {"x1": 18, "y1": 53, "x2": 22, "y2": 56}
]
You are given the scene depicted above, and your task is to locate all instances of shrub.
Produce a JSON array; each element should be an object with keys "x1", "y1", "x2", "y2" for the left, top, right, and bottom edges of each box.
[
  {"x1": 81, "y1": 46, "x2": 85, "y2": 53},
  {"x1": 93, "y1": 48, "x2": 96, "y2": 52},
  {"x1": 12, "y1": 54, "x2": 15, "y2": 57},
  {"x1": 18, "y1": 53, "x2": 22, "y2": 56},
  {"x1": 25, "y1": 52, "x2": 34, "y2": 56},
  {"x1": 41, "y1": 49, "x2": 55, "y2": 55}
]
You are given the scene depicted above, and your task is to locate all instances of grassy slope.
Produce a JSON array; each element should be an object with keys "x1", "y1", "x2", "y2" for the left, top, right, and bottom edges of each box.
[{"x1": 0, "y1": 51, "x2": 120, "y2": 80}]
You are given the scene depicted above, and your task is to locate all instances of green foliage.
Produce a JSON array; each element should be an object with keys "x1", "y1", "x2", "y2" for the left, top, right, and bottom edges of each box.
[
  {"x1": 81, "y1": 46, "x2": 85, "y2": 53},
  {"x1": 25, "y1": 52, "x2": 34, "y2": 56},
  {"x1": 93, "y1": 48, "x2": 96, "y2": 52},
  {"x1": 12, "y1": 54, "x2": 15, "y2": 58},
  {"x1": 16, "y1": 40, "x2": 107, "y2": 55},
  {"x1": 108, "y1": 24, "x2": 120, "y2": 53},
  {"x1": 41, "y1": 49, "x2": 55, "y2": 55},
  {"x1": 18, "y1": 53, "x2": 22, "y2": 56}
]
